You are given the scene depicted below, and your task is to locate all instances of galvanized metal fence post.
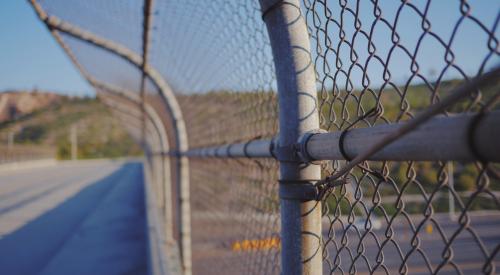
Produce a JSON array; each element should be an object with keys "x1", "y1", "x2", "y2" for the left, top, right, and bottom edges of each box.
[
  {"x1": 260, "y1": 1, "x2": 322, "y2": 274},
  {"x1": 145, "y1": 107, "x2": 174, "y2": 243}
]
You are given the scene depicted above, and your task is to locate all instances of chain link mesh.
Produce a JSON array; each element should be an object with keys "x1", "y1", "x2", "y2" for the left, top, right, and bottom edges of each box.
[
  {"x1": 59, "y1": 33, "x2": 143, "y2": 92},
  {"x1": 302, "y1": 1, "x2": 499, "y2": 274},
  {"x1": 40, "y1": 0, "x2": 143, "y2": 54},
  {"x1": 189, "y1": 158, "x2": 280, "y2": 275},
  {"x1": 150, "y1": 1, "x2": 280, "y2": 273}
]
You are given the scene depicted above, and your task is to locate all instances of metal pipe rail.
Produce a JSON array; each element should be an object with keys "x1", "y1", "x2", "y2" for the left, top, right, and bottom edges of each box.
[
  {"x1": 185, "y1": 110, "x2": 500, "y2": 162},
  {"x1": 184, "y1": 138, "x2": 275, "y2": 158}
]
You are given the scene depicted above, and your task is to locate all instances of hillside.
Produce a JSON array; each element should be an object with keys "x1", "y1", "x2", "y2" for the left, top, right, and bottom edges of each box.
[
  {"x1": 0, "y1": 90, "x2": 64, "y2": 122},
  {"x1": 0, "y1": 91, "x2": 142, "y2": 160}
]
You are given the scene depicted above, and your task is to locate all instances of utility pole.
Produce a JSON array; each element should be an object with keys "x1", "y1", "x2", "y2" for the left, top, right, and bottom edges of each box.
[
  {"x1": 7, "y1": 131, "x2": 14, "y2": 150},
  {"x1": 70, "y1": 125, "x2": 77, "y2": 161}
]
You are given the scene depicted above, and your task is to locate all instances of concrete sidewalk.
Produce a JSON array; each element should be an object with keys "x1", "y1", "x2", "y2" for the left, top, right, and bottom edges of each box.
[{"x1": 0, "y1": 160, "x2": 148, "y2": 275}]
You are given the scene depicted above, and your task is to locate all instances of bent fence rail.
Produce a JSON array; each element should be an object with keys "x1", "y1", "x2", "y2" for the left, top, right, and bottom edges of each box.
[{"x1": 29, "y1": 0, "x2": 499, "y2": 274}]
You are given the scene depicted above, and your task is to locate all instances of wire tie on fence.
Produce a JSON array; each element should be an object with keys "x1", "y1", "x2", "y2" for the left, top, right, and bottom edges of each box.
[
  {"x1": 466, "y1": 73, "x2": 500, "y2": 164},
  {"x1": 243, "y1": 139, "x2": 252, "y2": 158},
  {"x1": 280, "y1": 175, "x2": 354, "y2": 201},
  {"x1": 314, "y1": 163, "x2": 384, "y2": 201},
  {"x1": 226, "y1": 143, "x2": 233, "y2": 158},
  {"x1": 315, "y1": 175, "x2": 353, "y2": 201},
  {"x1": 279, "y1": 179, "x2": 320, "y2": 201},
  {"x1": 466, "y1": 88, "x2": 500, "y2": 164},
  {"x1": 338, "y1": 107, "x2": 378, "y2": 161},
  {"x1": 269, "y1": 137, "x2": 278, "y2": 159},
  {"x1": 467, "y1": 111, "x2": 488, "y2": 164},
  {"x1": 338, "y1": 129, "x2": 352, "y2": 161}
]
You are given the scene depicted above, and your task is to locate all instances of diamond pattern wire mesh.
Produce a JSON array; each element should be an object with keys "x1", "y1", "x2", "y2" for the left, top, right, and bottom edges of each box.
[
  {"x1": 40, "y1": 0, "x2": 144, "y2": 54},
  {"x1": 59, "y1": 33, "x2": 143, "y2": 93},
  {"x1": 302, "y1": 0, "x2": 499, "y2": 274},
  {"x1": 156, "y1": 1, "x2": 281, "y2": 273},
  {"x1": 189, "y1": 157, "x2": 280, "y2": 275}
]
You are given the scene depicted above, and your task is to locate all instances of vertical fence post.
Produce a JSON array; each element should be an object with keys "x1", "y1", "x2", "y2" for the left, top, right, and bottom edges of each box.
[
  {"x1": 162, "y1": 153, "x2": 173, "y2": 240},
  {"x1": 176, "y1": 122, "x2": 191, "y2": 275},
  {"x1": 147, "y1": 105, "x2": 174, "y2": 242},
  {"x1": 139, "y1": 0, "x2": 190, "y2": 272},
  {"x1": 260, "y1": 1, "x2": 322, "y2": 274},
  {"x1": 70, "y1": 124, "x2": 77, "y2": 161}
]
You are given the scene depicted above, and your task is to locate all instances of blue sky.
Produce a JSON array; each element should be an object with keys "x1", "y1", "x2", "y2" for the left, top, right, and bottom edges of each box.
[
  {"x1": 0, "y1": 0, "x2": 93, "y2": 96},
  {"x1": 304, "y1": 0, "x2": 500, "y2": 90},
  {"x1": 0, "y1": 0, "x2": 497, "y2": 96}
]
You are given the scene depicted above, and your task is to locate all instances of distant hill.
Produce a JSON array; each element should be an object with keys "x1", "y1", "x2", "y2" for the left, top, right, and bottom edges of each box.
[
  {"x1": 0, "y1": 90, "x2": 63, "y2": 122},
  {"x1": 0, "y1": 91, "x2": 142, "y2": 160}
]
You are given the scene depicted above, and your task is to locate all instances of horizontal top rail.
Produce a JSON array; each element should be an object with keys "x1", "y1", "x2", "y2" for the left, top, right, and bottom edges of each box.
[{"x1": 184, "y1": 110, "x2": 500, "y2": 162}]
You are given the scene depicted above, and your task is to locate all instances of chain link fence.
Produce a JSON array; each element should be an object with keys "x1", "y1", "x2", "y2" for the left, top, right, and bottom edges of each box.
[
  {"x1": 30, "y1": 0, "x2": 499, "y2": 274},
  {"x1": 302, "y1": 1, "x2": 499, "y2": 274}
]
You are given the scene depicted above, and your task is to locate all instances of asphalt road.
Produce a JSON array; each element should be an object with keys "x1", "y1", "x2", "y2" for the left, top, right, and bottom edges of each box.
[
  {"x1": 0, "y1": 160, "x2": 148, "y2": 275},
  {"x1": 190, "y1": 211, "x2": 500, "y2": 275},
  {"x1": 3, "y1": 159, "x2": 496, "y2": 275},
  {"x1": 323, "y1": 212, "x2": 500, "y2": 274}
]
